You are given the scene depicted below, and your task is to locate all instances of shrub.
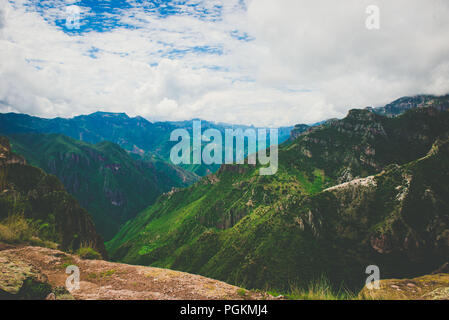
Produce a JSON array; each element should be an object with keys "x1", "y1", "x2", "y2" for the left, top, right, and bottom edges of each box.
[
  {"x1": 0, "y1": 223, "x2": 16, "y2": 242},
  {"x1": 237, "y1": 288, "x2": 247, "y2": 298},
  {"x1": 18, "y1": 279, "x2": 53, "y2": 300},
  {"x1": 0, "y1": 215, "x2": 37, "y2": 243},
  {"x1": 77, "y1": 246, "x2": 102, "y2": 260}
]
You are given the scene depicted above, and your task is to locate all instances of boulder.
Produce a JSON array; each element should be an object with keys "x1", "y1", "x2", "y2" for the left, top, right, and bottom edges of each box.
[{"x1": 358, "y1": 273, "x2": 449, "y2": 300}]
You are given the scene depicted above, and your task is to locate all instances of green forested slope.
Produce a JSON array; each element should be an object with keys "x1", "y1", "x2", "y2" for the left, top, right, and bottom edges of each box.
[
  {"x1": 0, "y1": 112, "x2": 293, "y2": 176},
  {"x1": 0, "y1": 136, "x2": 106, "y2": 256},
  {"x1": 107, "y1": 105, "x2": 449, "y2": 292},
  {"x1": 8, "y1": 133, "x2": 198, "y2": 240}
]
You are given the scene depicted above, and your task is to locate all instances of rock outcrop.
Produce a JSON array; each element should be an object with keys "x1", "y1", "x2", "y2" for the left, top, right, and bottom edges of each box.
[
  {"x1": 358, "y1": 273, "x2": 449, "y2": 300},
  {"x1": 0, "y1": 246, "x2": 274, "y2": 300},
  {"x1": 290, "y1": 124, "x2": 310, "y2": 140},
  {"x1": 0, "y1": 136, "x2": 106, "y2": 256},
  {"x1": 370, "y1": 94, "x2": 449, "y2": 117}
]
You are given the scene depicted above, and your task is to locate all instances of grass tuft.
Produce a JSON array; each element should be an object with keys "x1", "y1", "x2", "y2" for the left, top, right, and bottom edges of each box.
[
  {"x1": 287, "y1": 276, "x2": 355, "y2": 300},
  {"x1": 77, "y1": 244, "x2": 102, "y2": 260}
]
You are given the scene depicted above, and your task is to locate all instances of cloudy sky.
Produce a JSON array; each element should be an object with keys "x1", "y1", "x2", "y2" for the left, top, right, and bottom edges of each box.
[{"x1": 0, "y1": 0, "x2": 449, "y2": 126}]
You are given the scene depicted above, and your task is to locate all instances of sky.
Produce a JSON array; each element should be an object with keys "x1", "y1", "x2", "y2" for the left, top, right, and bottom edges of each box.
[{"x1": 0, "y1": 0, "x2": 449, "y2": 127}]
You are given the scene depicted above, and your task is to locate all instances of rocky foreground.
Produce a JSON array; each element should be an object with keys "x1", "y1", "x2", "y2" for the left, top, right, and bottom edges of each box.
[
  {"x1": 359, "y1": 272, "x2": 449, "y2": 300},
  {"x1": 0, "y1": 245, "x2": 274, "y2": 300},
  {"x1": 1, "y1": 244, "x2": 448, "y2": 300}
]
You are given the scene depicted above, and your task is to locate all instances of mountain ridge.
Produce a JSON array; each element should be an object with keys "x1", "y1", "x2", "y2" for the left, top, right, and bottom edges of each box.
[
  {"x1": 0, "y1": 112, "x2": 293, "y2": 176},
  {"x1": 7, "y1": 133, "x2": 198, "y2": 240},
  {"x1": 107, "y1": 100, "x2": 449, "y2": 292}
]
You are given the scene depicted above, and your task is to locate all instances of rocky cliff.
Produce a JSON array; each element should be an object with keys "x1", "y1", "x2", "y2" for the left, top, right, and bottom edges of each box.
[
  {"x1": 369, "y1": 94, "x2": 449, "y2": 117},
  {"x1": 0, "y1": 136, "x2": 106, "y2": 256}
]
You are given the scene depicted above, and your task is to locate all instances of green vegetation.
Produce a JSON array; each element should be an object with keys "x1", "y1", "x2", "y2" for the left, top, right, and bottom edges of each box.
[
  {"x1": 0, "y1": 214, "x2": 58, "y2": 249},
  {"x1": 59, "y1": 255, "x2": 76, "y2": 270},
  {"x1": 0, "y1": 136, "x2": 105, "y2": 255},
  {"x1": 0, "y1": 215, "x2": 34, "y2": 243},
  {"x1": 108, "y1": 104, "x2": 449, "y2": 294},
  {"x1": 236, "y1": 288, "x2": 247, "y2": 298},
  {"x1": 0, "y1": 112, "x2": 293, "y2": 177},
  {"x1": 2, "y1": 96, "x2": 448, "y2": 297},
  {"x1": 17, "y1": 279, "x2": 53, "y2": 300},
  {"x1": 7, "y1": 133, "x2": 198, "y2": 240},
  {"x1": 277, "y1": 276, "x2": 355, "y2": 300},
  {"x1": 77, "y1": 245, "x2": 102, "y2": 260},
  {"x1": 87, "y1": 269, "x2": 116, "y2": 280}
]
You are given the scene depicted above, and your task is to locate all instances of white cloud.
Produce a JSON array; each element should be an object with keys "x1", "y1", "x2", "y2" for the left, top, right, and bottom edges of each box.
[{"x1": 0, "y1": 0, "x2": 448, "y2": 126}]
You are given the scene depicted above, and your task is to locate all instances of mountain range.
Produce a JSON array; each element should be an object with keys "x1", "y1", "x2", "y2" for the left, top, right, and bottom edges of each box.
[
  {"x1": 0, "y1": 112, "x2": 295, "y2": 240},
  {"x1": 6, "y1": 133, "x2": 198, "y2": 240},
  {"x1": 1, "y1": 94, "x2": 448, "y2": 296},
  {"x1": 106, "y1": 96, "x2": 449, "y2": 292},
  {"x1": 0, "y1": 112, "x2": 294, "y2": 176}
]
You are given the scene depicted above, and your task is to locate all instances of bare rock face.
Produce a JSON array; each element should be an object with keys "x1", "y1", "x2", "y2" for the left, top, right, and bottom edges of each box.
[
  {"x1": 370, "y1": 233, "x2": 393, "y2": 255},
  {"x1": 0, "y1": 249, "x2": 75, "y2": 300},
  {"x1": 0, "y1": 136, "x2": 25, "y2": 166},
  {"x1": 0, "y1": 252, "x2": 52, "y2": 299},
  {"x1": 371, "y1": 95, "x2": 449, "y2": 117},
  {"x1": 290, "y1": 124, "x2": 310, "y2": 140}
]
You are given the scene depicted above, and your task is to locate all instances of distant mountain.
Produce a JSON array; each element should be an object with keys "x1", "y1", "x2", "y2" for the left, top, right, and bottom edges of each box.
[
  {"x1": 290, "y1": 94, "x2": 449, "y2": 141},
  {"x1": 7, "y1": 133, "x2": 198, "y2": 240},
  {"x1": 0, "y1": 136, "x2": 106, "y2": 256},
  {"x1": 367, "y1": 94, "x2": 449, "y2": 117},
  {"x1": 289, "y1": 124, "x2": 310, "y2": 140},
  {"x1": 107, "y1": 98, "x2": 449, "y2": 292},
  {"x1": 0, "y1": 112, "x2": 293, "y2": 176}
]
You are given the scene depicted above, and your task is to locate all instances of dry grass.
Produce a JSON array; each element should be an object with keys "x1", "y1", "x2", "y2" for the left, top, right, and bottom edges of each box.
[
  {"x1": 0, "y1": 214, "x2": 58, "y2": 249},
  {"x1": 0, "y1": 223, "x2": 15, "y2": 242},
  {"x1": 0, "y1": 214, "x2": 37, "y2": 243}
]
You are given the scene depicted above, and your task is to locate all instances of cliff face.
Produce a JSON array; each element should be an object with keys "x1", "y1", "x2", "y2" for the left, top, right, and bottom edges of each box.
[
  {"x1": 289, "y1": 124, "x2": 310, "y2": 140},
  {"x1": 0, "y1": 136, "x2": 106, "y2": 257},
  {"x1": 304, "y1": 137, "x2": 449, "y2": 280},
  {"x1": 370, "y1": 94, "x2": 449, "y2": 117},
  {"x1": 287, "y1": 106, "x2": 449, "y2": 184},
  {"x1": 0, "y1": 136, "x2": 25, "y2": 167},
  {"x1": 290, "y1": 95, "x2": 449, "y2": 182}
]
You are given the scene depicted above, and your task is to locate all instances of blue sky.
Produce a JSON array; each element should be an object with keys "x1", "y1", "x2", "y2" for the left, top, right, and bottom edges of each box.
[
  {"x1": 1, "y1": 0, "x2": 449, "y2": 126},
  {"x1": 32, "y1": 0, "x2": 237, "y2": 33}
]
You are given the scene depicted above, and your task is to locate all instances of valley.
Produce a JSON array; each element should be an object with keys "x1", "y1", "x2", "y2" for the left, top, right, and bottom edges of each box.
[
  {"x1": 107, "y1": 96, "x2": 449, "y2": 293},
  {"x1": 1, "y1": 94, "x2": 448, "y2": 299},
  {"x1": 6, "y1": 133, "x2": 198, "y2": 240}
]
